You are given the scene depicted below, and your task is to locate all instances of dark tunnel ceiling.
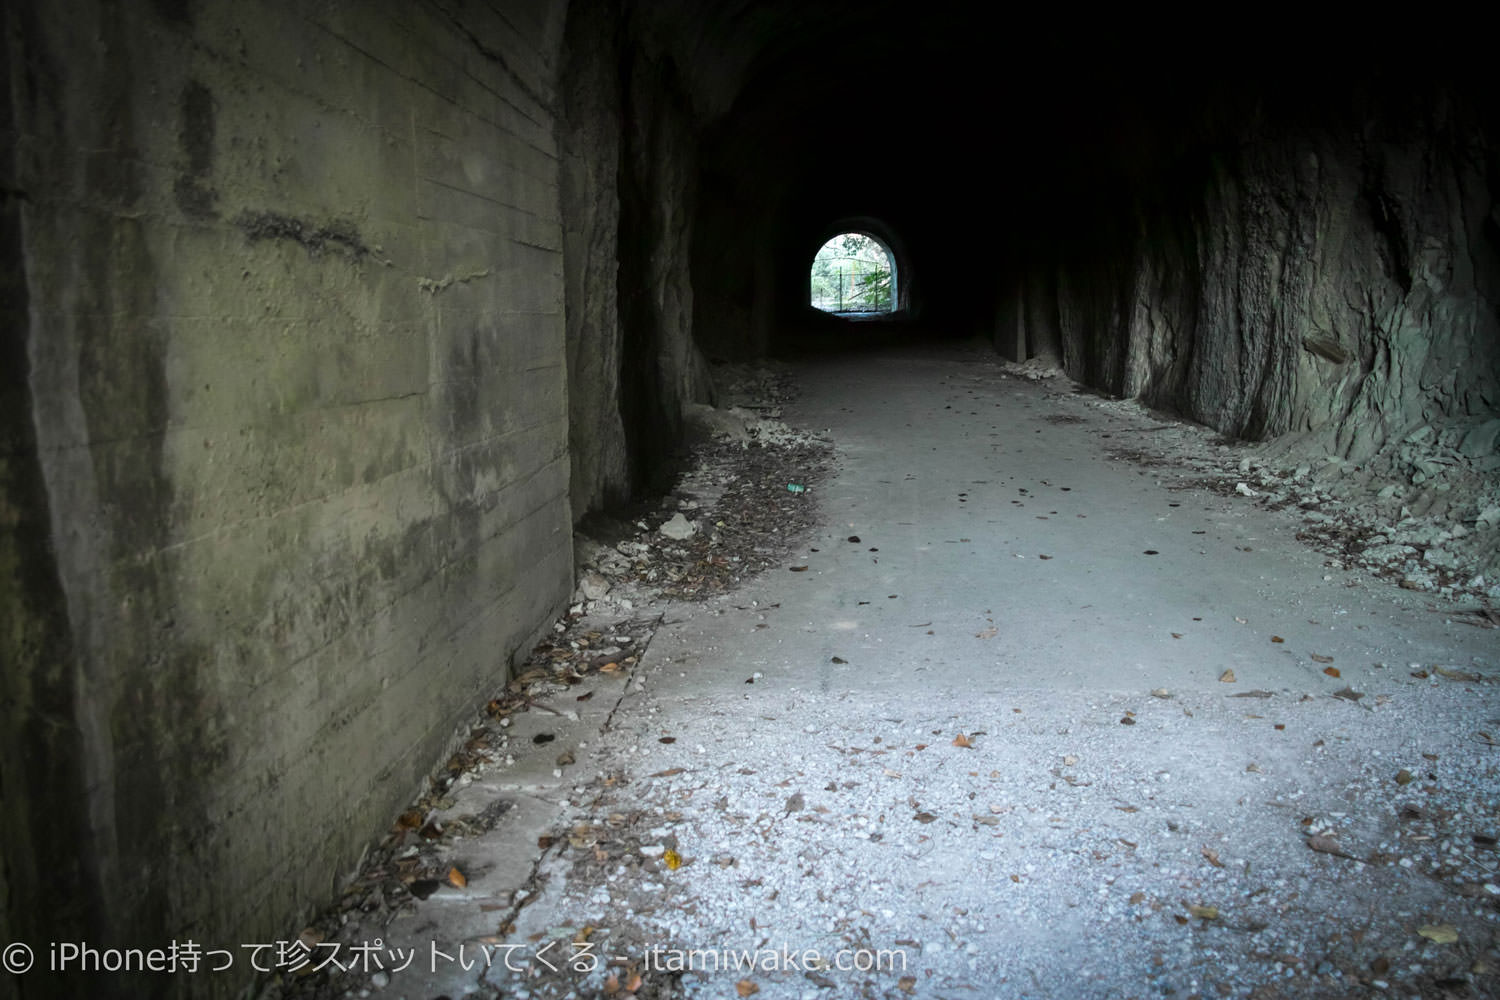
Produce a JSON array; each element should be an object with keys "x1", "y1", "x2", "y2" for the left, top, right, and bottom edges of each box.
[{"x1": 661, "y1": 4, "x2": 1480, "y2": 199}]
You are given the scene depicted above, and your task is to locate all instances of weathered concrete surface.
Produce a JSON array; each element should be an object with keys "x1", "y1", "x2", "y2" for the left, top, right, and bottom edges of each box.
[{"x1": 4, "y1": 2, "x2": 572, "y2": 996}]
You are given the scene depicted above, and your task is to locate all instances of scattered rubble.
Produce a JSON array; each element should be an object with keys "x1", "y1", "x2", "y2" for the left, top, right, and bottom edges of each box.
[{"x1": 1081, "y1": 394, "x2": 1500, "y2": 607}]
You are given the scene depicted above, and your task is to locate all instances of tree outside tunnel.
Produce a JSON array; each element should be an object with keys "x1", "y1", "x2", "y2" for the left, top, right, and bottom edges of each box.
[{"x1": 809, "y1": 233, "x2": 895, "y2": 314}]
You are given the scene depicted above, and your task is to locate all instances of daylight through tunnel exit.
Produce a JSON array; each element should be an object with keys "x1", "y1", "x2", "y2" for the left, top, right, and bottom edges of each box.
[{"x1": 809, "y1": 233, "x2": 896, "y2": 315}]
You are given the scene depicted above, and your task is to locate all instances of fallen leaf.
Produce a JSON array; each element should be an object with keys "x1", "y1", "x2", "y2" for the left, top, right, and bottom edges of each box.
[
  {"x1": 897, "y1": 975, "x2": 917, "y2": 993},
  {"x1": 556, "y1": 750, "x2": 575, "y2": 766},
  {"x1": 1307, "y1": 835, "x2": 1354, "y2": 859},
  {"x1": 1418, "y1": 924, "x2": 1458, "y2": 944},
  {"x1": 649, "y1": 767, "x2": 685, "y2": 778},
  {"x1": 663, "y1": 849, "x2": 682, "y2": 870},
  {"x1": 914, "y1": 812, "x2": 938, "y2": 824},
  {"x1": 658, "y1": 736, "x2": 676, "y2": 744},
  {"x1": 396, "y1": 810, "x2": 423, "y2": 830},
  {"x1": 599, "y1": 661, "x2": 622, "y2": 673},
  {"x1": 976, "y1": 627, "x2": 998, "y2": 639},
  {"x1": 736, "y1": 979, "x2": 759, "y2": 996},
  {"x1": 1323, "y1": 666, "x2": 1341, "y2": 678},
  {"x1": 1188, "y1": 904, "x2": 1219, "y2": 920},
  {"x1": 447, "y1": 867, "x2": 466, "y2": 888},
  {"x1": 1129, "y1": 891, "x2": 1146, "y2": 904},
  {"x1": 1311, "y1": 653, "x2": 1334, "y2": 664},
  {"x1": 1436, "y1": 667, "x2": 1484, "y2": 682},
  {"x1": 604, "y1": 972, "x2": 620, "y2": 994},
  {"x1": 1219, "y1": 670, "x2": 1237, "y2": 683},
  {"x1": 1201, "y1": 847, "x2": 1224, "y2": 868},
  {"x1": 1271, "y1": 635, "x2": 1284, "y2": 643},
  {"x1": 952, "y1": 733, "x2": 974, "y2": 748},
  {"x1": 1120, "y1": 716, "x2": 1136, "y2": 726},
  {"x1": 789, "y1": 566, "x2": 809, "y2": 572},
  {"x1": 830, "y1": 656, "x2": 847, "y2": 664},
  {"x1": 1396, "y1": 769, "x2": 1414, "y2": 786},
  {"x1": 625, "y1": 970, "x2": 642, "y2": 992},
  {"x1": 1171, "y1": 632, "x2": 1183, "y2": 639},
  {"x1": 1332, "y1": 686, "x2": 1364, "y2": 702}
]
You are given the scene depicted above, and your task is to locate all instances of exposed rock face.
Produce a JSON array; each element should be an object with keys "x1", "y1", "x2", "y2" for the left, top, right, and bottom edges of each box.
[
  {"x1": 561, "y1": 1, "x2": 715, "y2": 513},
  {"x1": 560, "y1": 0, "x2": 630, "y2": 517},
  {"x1": 1039, "y1": 86, "x2": 1500, "y2": 469}
]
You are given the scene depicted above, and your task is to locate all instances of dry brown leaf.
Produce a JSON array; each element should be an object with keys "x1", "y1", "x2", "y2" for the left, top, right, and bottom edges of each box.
[
  {"x1": 1311, "y1": 653, "x2": 1334, "y2": 664},
  {"x1": 1322, "y1": 666, "x2": 1341, "y2": 678},
  {"x1": 599, "y1": 661, "x2": 622, "y2": 673},
  {"x1": 736, "y1": 979, "x2": 759, "y2": 997},
  {"x1": 914, "y1": 811, "x2": 938, "y2": 824},
  {"x1": 1332, "y1": 686, "x2": 1364, "y2": 701},
  {"x1": 625, "y1": 970, "x2": 642, "y2": 992},
  {"x1": 1129, "y1": 891, "x2": 1146, "y2": 904},
  {"x1": 603, "y1": 972, "x2": 620, "y2": 994},
  {"x1": 447, "y1": 866, "x2": 467, "y2": 888},
  {"x1": 1307, "y1": 834, "x2": 1355, "y2": 859},
  {"x1": 788, "y1": 565, "x2": 809, "y2": 572},
  {"x1": 1219, "y1": 669, "x2": 1237, "y2": 683},
  {"x1": 952, "y1": 733, "x2": 975, "y2": 748},
  {"x1": 1396, "y1": 769, "x2": 1414, "y2": 785},
  {"x1": 976, "y1": 627, "x2": 998, "y2": 639},
  {"x1": 897, "y1": 976, "x2": 917, "y2": 993},
  {"x1": 650, "y1": 767, "x2": 685, "y2": 778},
  {"x1": 1201, "y1": 846, "x2": 1224, "y2": 868},
  {"x1": 1188, "y1": 904, "x2": 1219, "y2": 920},
  {"x1": 1271, "y1": 635, "x2": 1284, "y2": 643}
]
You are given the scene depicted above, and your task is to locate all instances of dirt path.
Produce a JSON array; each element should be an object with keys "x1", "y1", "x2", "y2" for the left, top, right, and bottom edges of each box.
[{"x1": 286, "y1": 346, "x2": 1499, "y2": 1000}]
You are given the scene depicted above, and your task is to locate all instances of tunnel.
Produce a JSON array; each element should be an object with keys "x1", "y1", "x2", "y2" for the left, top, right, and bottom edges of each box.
[{"x1": 3, "y1": 3, "x2": 1498, "y2": 999}]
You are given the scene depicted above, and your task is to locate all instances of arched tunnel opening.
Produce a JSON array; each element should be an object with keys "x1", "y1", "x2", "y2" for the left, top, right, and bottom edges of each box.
[
  {"x1": 807, "y1": 231, "x2": 897, "y2": 317},
  {"x1": 3, "y1": 4, "x2": 1498, "y2": 998}
]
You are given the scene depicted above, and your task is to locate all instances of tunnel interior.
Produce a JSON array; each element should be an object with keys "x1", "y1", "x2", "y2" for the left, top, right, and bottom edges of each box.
[{"x1": 2, "y1": 3, "x2": 1496, "y2": 996}]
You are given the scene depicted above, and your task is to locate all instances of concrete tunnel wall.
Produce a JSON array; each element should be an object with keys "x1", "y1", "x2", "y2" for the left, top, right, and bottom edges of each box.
[
  {"x1": 2, "y1": 5, "x2": 1497, "y2": 999},
  {"x1": 2, "y1": 1, "x2": 583, "y2": 993}
]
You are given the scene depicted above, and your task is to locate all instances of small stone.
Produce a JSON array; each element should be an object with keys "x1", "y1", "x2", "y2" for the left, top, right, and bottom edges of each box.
[{"x1": 660, "y1": 513, "x2": 697, "y2": 540}]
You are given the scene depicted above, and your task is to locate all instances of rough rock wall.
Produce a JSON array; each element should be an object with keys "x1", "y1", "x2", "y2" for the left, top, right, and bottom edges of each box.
[
  {"x1": 3, "y1": 1, "x2": 572, "y2": 995},
  {"x1": 1034, "y1": 86, "x2": 1499, "y2": 467},
  {"x1": 559, "y1": 1, "x2": 713, "y2": 516},
  {"x1": 559, "y1": 0, "x2": 630, "y2": 518}
]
